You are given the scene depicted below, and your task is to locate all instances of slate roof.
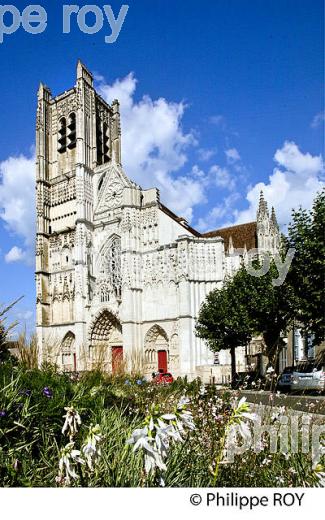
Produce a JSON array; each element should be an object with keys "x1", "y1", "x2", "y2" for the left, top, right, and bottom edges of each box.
[
  {"x1": 159, "y1": 203, "x2": 257, "y2": 250},
  {"x1": 201, "y1": 222, "x2": 257, "y2": 250}
]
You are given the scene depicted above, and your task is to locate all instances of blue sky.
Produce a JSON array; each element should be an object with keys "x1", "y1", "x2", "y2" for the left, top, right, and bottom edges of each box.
[{"x1": 0, "y1": 0, "x2": 324, "y2": 333}]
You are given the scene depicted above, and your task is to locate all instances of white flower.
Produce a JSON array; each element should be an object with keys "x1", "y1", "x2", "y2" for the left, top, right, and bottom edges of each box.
[
  {"x1": 56, "y1": 442, "x2": 85, "y2": 486},
  {"x1": 161, "y1": 413, "x2": 177, "y2": 421},
  {"x1": 126, "y1": 426, "x2": 148, "y2": 446},
  {"x1": 232, "y1": 397, "x2": 258, "y2": 422},
  {"x1": 82, "y1": 424, "x2": 103, "y2": 471},
  {"x1": 177, "y1": 396, "x2": 190, "y2": 409},
  {"x1": 126, "y1": 396, "x2": 195, "y2": 482},
  {"x1": 62, "y1": 407, "x2": 81, "y2": 439},
  {"x1": 199, "y1": 385, "x2": 207, "y2": 396},
  {"x1": 178, "y1": 411, "x2": 196, "y2": 430}
]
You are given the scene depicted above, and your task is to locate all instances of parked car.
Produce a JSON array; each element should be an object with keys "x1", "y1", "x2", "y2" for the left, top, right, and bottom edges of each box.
[
  {"x1": 291, "y1": 361, "x2": 325, "y2": 393},
  {"x1": 276, "y1": 366, "x2": 294, "y2": 392},
  {"x1": 152, "y1": 372, "x2": 174, "y2": 384}
]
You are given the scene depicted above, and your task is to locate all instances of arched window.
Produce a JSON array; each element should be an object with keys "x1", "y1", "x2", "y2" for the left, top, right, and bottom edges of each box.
[
  {"x1": 96, "y1": 117, "x2": 110, "y2": 165},
  {"x1": 103, "y1": 122, "x2": 109, "y2": 163},
  {"x1": 58, "y1": 117, "x2": 67, "y2": 153},
  {"x1": 96, "y1": 116, "x2": 103, "y2": 165},
  {"x1": 98, "y1": 237, "x2": 122, "y2": 299},
  {"x1": 61, "y1": 332, "x2": 76, "y2": 372},
  {"x1": 100, "y1": 285, "x2": 110, "y2": 303},
  {"x1": 67, "y1": 112, "x2": 76, "y2": 149}
]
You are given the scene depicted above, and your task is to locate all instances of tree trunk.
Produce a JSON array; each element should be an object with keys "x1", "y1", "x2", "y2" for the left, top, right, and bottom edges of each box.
[{"x1": 230, "y1": 346, "x2": 237, "y2": 386}]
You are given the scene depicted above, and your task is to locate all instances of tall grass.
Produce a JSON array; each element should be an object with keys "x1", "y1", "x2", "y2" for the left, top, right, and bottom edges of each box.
[
  {"x1": 16, "y1": 331, "x2": 38, "y2": 369},
  {"x1": 79, "y1": 343, "x2": 145, "y2": 377}
]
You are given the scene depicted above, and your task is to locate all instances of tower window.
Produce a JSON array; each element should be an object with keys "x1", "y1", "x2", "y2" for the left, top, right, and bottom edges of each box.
[
  {"x1": 96, "y1": 116, "x2": 103, "y2": 165},
  {"x1": 96, "y1": 117, "x2": 110, "y2": 165},
  {"x1": 98, "y1": 173, "x2": 106, "y2": 192},
  {"x1": 67, "y1": 113, "x2": 76, "y2": 150},
  {"x1": 58, "y1": 117, "x2": 67, "y2": 153},
  {"x1": 103, "y1": 122, "x2": 109, "y2": 163}
]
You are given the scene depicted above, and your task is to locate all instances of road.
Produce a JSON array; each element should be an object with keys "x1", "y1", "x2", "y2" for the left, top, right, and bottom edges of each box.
[{"x1": 237, "y1": 390, "x2": 325, "y2": 415}]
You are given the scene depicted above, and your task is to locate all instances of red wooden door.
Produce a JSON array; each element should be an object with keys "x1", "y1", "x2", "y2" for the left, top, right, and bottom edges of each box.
[
  {"x1": 112, "y1": 346, "x2": 123, "y2": 373},
  {"x1": 158, "y1": 350, "x2": 168, "y2": 373}
]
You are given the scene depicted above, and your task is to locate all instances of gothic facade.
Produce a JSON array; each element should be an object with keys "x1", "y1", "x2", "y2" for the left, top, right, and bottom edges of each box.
[{"x1": 36, "y1": 62, "x2": 280, "y2": 380}]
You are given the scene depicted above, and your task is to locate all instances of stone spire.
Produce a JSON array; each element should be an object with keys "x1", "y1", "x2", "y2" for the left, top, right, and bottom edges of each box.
[
  {"x1": 270, "y1": 206, "x2": 279, "y2": 230},
  {"x1": 257, "y1": 190, "x2": 269, "y2": 220}
]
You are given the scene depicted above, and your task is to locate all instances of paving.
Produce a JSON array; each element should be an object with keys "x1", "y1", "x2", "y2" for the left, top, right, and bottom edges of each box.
[{"x1": 238, "y1": 390, "x2": 325, "y2": 415}]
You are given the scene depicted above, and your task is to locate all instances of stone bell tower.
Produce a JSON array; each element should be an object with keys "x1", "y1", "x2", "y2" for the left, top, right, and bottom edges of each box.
[
  {"x1": 35, "y1": 61, "x2": 121, "y2": 363},
  {"x1": 256, "y1": 190, "x2": 281, "y2": 254}
]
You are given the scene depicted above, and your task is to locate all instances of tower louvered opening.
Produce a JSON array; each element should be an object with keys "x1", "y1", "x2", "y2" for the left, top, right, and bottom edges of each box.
[
  {"x1": 67, "y1": 112, "x2": 76, "y2": 149},
  {"x1": 58, "y1": 117, "x2": 67, "y2": 153}
]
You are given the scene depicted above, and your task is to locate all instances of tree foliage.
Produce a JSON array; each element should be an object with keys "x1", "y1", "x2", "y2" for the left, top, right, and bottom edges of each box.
[
  {"x1": 196, "y1": 274, "x2": 256, "y2": 381},
  {"x1": 231, "y1": 260, "x2": 295, "y2": 366},
  {"x1": 196, "y1": 260, "x2": 295, "y2": 378},
  {"x1": 286, "y1": 187, "x2": 325, "y2": 345}
]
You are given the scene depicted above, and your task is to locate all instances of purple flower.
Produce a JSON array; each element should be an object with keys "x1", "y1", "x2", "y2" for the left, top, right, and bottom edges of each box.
[
  {"x1": 124, "y1": 379, "x2": 131, "y2": 385},
  {"x1": 43, "y1": 387, "x2": 53, "y2": 398},
  {"x1": 0, "y1": 410, "x2": 6, "y2": 417},
  {"x1": 136, "y1": 379, "x2": 143, "y2": 385}
]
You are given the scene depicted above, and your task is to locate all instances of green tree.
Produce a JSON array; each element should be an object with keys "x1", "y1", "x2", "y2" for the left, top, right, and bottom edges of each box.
[
  {"x1": 286, "y1": 188, "x2": 325, "y2": 348},
  {"x1": 196, "y1": 259, "x2": 295, "y2": 382},
  {"x1": 196, "y1": 275, "x2": 255, "y2": 384},
  {"x1": 233, "y1": 260, "x2": 295, "y2": 371}
]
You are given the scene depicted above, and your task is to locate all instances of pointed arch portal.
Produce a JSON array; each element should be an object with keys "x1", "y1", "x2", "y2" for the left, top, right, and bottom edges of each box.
[
  {"x1": 61, "y1": 332, "x2": 76, "y2": 372},
  {"x1": 144, "y1": 325, "x2": 169, "y2": 375},
  {"x1": 89, "y1": 310, "x2": 123, "y2": 372}
]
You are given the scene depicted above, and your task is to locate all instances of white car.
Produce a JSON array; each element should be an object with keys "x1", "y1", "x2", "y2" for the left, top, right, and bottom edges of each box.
[{"x1": 291, "y1": 362, "x2": 325, "y2": 392}]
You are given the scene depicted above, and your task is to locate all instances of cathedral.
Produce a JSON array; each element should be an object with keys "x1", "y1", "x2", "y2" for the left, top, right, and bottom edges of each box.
[{"x1": 36, "y1": 62, "x2": 280, "y2": 380}]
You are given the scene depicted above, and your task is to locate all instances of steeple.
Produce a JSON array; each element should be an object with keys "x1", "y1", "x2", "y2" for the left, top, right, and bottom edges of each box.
[
  {"x1": 270, "y1": 206, "x2": 279, "y2": 230},
  {"x1": 257, "y1": 190, "x2": 269, "y2": 220}
]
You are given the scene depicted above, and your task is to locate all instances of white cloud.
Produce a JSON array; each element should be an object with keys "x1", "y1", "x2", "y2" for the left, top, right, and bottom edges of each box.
[
  {"x1": 5, "y1": 246, "x2": 26, "y2": 263},
  {"x1": 197, "y1": 148, "x2": 216, "y2": 162},
  {"x1": 156, "y1": 169, "x2": 207, "y2": 222},
  {"x1": 17, "y1": 310, "x2": 33, "y2": 321},
  {"x1": 274, "y1": 141, "x2": 323, "y2": 176},
  {"x1": 196, "y1": 192, "x2": 241, "y2": 231},
  {"x1": 225, "y1": 147, "x2": 240, "y2": 163},
  {"x1": 311, "y1": 111, "x2": 325, "y2": 128},
  {"x1": 0, "y1": 153, "x2": 35, "y2": 263},
  {"x1": 96, "y1": 73, "x2": 210, "y2": 220},
  {"x1": 210, "y1": 164, "x2": 236, "y2": 191},
  {"x1": 233, "y1": 141, "x2": 324, "y2": 227},
  {"x1": 209, "y1": 115, "x2": 225, "y2": 127}
]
